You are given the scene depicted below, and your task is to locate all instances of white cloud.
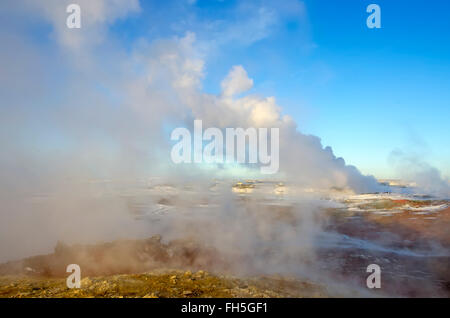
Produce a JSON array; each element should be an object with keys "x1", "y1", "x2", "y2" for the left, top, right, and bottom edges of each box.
[{"x1": 221, "y1": 65, "x2": 254, "y2": 97}]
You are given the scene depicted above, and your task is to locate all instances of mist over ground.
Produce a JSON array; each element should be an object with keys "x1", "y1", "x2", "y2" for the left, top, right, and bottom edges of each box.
[{"x1": 0, "y1": 1, "x2": 449, "y2": 297}]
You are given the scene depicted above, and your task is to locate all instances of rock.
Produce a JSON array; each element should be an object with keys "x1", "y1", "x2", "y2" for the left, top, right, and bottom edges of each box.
[
  {"x1": 184, "y1": 271, "x2": 192, "y2": 277},
  {"x1": 194, "y1": 270, "x2": 205, "y2": 278},
  {"x1": 148, "y1": 235, "x2": 162, "y2": 243},
  {"x1": 81, "y1": 278, "x2": 92, "y2": 288}
]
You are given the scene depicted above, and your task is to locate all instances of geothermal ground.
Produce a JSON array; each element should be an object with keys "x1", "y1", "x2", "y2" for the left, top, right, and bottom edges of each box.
[{"x1": 0, "y1": 181, "x2": 449, "y2": 298}]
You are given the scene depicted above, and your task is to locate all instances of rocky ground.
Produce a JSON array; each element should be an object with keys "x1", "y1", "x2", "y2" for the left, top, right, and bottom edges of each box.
[
  {"x1": 1, "y1": 198, "x2": 448, "y2": 298},
  {"x1": 0, "y1": 270, "x2": 327, "y2": 298},
  {"x1": 0, "y1": 234, "x2": 329, "y2": 298}
]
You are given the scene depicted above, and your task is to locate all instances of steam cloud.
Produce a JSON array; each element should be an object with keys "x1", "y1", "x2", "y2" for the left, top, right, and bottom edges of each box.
[
  {"x1": 0, "y1": 0, "x2": 418, "y2": 290},
  {"x1": 0, "y1": 0, "x2": 377, "y2": 263}
]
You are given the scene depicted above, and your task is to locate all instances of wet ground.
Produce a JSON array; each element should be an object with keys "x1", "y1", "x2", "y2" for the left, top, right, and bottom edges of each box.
[{"x1": 318, "y1": 206, "x2": 450, "y2": 297}]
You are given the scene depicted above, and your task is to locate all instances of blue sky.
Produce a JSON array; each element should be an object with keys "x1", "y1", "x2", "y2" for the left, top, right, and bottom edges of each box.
[
  {"x1": 2, "y1": 0, "x2": 449, "y2": 180},
  {"x1": 298, "y1": 0, "x2": 450, "y2": 178},
  {"x1": 107, "y1": 0, "x2": 450, "y2": 178}
]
